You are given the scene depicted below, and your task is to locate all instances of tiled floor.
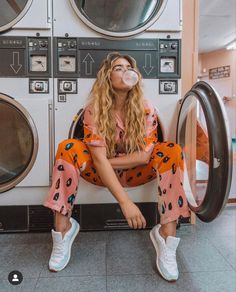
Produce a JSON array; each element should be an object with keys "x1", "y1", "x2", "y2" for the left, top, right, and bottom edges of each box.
[{"x1": 0, "y1": 204, "x2": 235, "y2": 292}]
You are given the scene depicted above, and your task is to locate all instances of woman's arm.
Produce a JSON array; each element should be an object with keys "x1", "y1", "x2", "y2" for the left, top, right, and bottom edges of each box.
[
  {"x1": 88, "y1": 145, "x2": 146, "y2": 229},
  {"x1": 108, "y1": 148, "x2": 153, "y2": 169},
  {"x1": 88, "y1": 145, "x2": 130, "y2": 204}
]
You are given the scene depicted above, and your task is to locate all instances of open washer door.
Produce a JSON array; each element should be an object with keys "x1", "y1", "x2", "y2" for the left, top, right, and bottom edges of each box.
[
  {"x1": 0, "y1": 0, "x2": 32, "y2": 33},
  {"x1": 0, "y1": 93, "x2": 38, "y2": 193},
  {"x1": 177, "y1": 81, "x2": 233, "y2": 222},
  {"x1": 69, "y1": 0, "x2": 167, "y2": 38}
]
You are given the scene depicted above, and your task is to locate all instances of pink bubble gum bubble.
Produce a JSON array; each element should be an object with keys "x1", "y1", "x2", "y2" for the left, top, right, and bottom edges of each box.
[{"x1": 122, "y1": 70, "x2": 139, "y2": 87}]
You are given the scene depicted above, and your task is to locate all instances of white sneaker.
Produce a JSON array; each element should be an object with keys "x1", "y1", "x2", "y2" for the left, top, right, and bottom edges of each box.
[
  {"x1": 49, "y1": 217, "x2": 80, "y2": 272},
  {"x1": 150, "y1": 224, "x2": 180, "y2": 281}
]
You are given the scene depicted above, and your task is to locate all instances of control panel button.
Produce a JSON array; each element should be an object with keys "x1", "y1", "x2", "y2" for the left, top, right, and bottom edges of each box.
[
  {"x1": 70, "y1": 42, "x2": 76, "y2": 49},
  {"x1": 171, "y1": 43, "x2": 177, "y2": 49},
  {"x1": 58, "y1": 80, "x2": 77, "y2": 94},
  {"x1": 35, "y1": 82, "x2": 44, "y2": 91},
  {"x1": 29, "y1": 79, "x2": 49, "y2": 93},
  {"x1": 63, "y1": 82, "x2": 73, "y2": 91},
  {"x1": 40, "y1": 41, "x2": 47, "y2": 48},
  {"x1": 159, "y1": 80, "x2": 178, "y2": 94}
]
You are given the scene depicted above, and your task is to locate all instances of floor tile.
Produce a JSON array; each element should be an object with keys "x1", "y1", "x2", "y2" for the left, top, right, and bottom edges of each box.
[
  {"x1": 178, "y1": 232, "x2": 233, "y2": 272},
  {"x1": 156, "y1": 270, "x2": 236, "y2": 292},
  {"x1": 40, "y1": 234, "x2": 106, "y2": 277},
  {"x1": 0, "y1": 232, "x2": 51, "y2": 245},
  {"x1": 107, "y1": 274, "x2": 161, "y2": 292},
  {"x1": 106, "y1": 230, "x2": 156, "y2": 276},
  {"x1": 208, "y1": 235, "x2": 236, "y2": 270},
  {"x1": 195, "y1": 207, "x2": 236, "y2": 239},
  {"x1": 35, "y1": 276, "x2": 106, "y2": 292},
  {"x1": 0, "y1": 243, "x2": 50, "y2": 280},
  {"x1": 0, "y1": 277, "x2": 38, "y2": 292}
]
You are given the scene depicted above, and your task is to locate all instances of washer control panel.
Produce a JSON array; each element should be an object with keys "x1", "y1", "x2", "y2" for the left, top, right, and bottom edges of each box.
[
  {"x1": 158, "y1": 39, "x2": 181, "y2": 78},
  {"x1": 54, "y1": 37, "x2": 181, "y2": 79},
  {"x1": 0, "y1": 36, "x2": 51, "y2": 78},
  {"x1": 28, "y1": 37, "x2": 51, "y2": 76},
  {"x1": 55, "y1": 38, "x2": 77, "y2": 77}
]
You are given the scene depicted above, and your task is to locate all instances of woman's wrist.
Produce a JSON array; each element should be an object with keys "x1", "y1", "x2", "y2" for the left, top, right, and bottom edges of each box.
[{"x1": 118, "y1": 192, "x2": 131, "y2": 205}]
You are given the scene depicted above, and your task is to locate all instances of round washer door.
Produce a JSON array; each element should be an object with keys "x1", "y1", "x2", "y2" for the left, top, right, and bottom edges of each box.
[
  {"x1": 0, "y1": 0, "x2": 32, "y2": 33},
  {"x1": 0, "y1": 93, "x2": 38, "y2": 193},
  {"x1": 69, "y1": 0, "x2": 167, "y2": 38},
  {"x1": 177, "y1": 81, "x2": 232, "y2": 222}
]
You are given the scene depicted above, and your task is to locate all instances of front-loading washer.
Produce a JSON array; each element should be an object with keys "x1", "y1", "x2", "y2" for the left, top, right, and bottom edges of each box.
[{"x1": 0, "y1": 0, "x2": 54, "y2": 232}]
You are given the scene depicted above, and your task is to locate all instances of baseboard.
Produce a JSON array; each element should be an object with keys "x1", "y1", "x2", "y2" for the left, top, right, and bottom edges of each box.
[
  {"x1": 0, "y1": 204, "x2": 190, "y2": 233},
  {"x1": 228, "y1": 198, "x2": 236, "y2": 203}
]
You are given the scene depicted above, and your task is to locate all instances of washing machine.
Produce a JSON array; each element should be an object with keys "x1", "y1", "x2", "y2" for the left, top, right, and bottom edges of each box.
[
  {"x1": 48, "y1": 0, "x2": 232, "y2": 231},
  {"x1": 0, "y1": 0, "x2": 54, "y2": 232}
]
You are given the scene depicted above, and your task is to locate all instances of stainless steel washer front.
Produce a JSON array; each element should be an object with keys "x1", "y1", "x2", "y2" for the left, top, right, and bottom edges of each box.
[{"x1": 0, "y1": 0, "x2": 33, "y2": 33}]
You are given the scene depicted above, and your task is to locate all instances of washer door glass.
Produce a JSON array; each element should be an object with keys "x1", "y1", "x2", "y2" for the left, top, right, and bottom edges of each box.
[
  {"x1": 177, "y1": 81, "x2": 232, "y2": 222},
  {"x1": 70, "y1": 0, "x2": 166, "y2": 37},
  {"x1": 0, "y1": 0, "x2": 32, "y2": 32},
  {"x1": 0, "y1": 94, "x2": 38, "y2": 193}
]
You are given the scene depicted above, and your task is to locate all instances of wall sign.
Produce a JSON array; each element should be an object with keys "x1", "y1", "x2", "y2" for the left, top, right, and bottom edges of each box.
[{"x1": 209, "y1": 65, "x2": 230, "y2": 79}]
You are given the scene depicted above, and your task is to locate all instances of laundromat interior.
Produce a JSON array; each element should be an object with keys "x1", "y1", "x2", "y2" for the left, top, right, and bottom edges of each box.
[{"x1": 0, "y1": 0, "x2": 235, "y2": 291}]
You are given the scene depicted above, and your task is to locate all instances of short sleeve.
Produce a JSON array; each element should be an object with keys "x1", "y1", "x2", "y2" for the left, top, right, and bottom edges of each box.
[
  {"x1": 83, "y1": 106, "x2": 106, "y2": 147},
  {"x1": 143, "y1": 99, "x2": 158, "y2": 152}
]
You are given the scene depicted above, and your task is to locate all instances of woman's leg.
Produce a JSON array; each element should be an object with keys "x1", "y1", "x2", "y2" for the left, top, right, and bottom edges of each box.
[
  {"x1": 54, "y1": 211, "x2": 71, "y2": 238},
  {"x1": 148, "y1": 141, "x2": 190, "y2": 281},
  {"x1": 159, "y1": 220, "x2": 177, "y2": 239},
  {"x1": 117, "y1": 147, "x2": 188, "y2": 281},
  {"x1": 44, "y1": 138, "x2": 105, "y2": 236},
  {"x1": 44, "y1": 139, "x2": 106, "y2": 272},
  {"x1": 122, "y1": 141, "x2": 190, "y2": 235},
  {"x1": 44, "y1": 139, "x2": 92, "y2": 236},
  {"x1": 151, "y1": 141, "x2": 190, "y2": 235}
]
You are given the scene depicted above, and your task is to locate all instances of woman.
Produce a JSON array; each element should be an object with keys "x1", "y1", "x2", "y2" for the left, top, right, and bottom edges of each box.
[{"x1": 43, "y1": 52, "x2": 190, "y2": 282}]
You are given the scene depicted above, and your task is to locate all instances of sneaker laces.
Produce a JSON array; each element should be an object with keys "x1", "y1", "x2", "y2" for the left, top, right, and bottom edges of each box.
[
  {"x1": 51, "y1": 238, "x2": 66, "y2": 263},
  {"x1": 161, "y1": 246, "x2": 177, "y2": 270}
]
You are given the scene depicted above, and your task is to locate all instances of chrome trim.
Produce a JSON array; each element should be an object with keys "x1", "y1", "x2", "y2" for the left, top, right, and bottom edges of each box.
[
  {"x1": 48, "y1": 99, "x2": 54, "y2": 181},
  {"x1": 69, "y1": 0, "x2": 168, "y2": 38},
  {"x1": 0, "y1": 93, "x2": 38, "y2": 193},
  {"x1": 68, "y1": 108, "x2": 84, "y2": 139},
  {"x1": 0, "y1": 0, "x2": 33, "y2": 33},
  {"x1": 47, "y1": 0, "x2": 52, "y2": 24}
]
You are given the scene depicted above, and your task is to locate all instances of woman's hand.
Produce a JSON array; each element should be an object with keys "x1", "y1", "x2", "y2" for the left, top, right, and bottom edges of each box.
[{"x1": 119, "y1": 198, "x2": 146, "y2": 229}]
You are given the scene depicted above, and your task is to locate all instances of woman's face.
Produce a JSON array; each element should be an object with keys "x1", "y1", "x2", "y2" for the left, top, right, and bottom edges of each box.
[{"x1": 110, "y1": 57, "x2": 133, "y2": 91}]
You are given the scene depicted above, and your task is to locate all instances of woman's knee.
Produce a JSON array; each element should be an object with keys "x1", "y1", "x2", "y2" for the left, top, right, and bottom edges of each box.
[
  {"x1": 58, "y1": 138, "x2": 81, "y2": 150},
  {"x1": 57, "y1": 139, "x2": 87, "y2": 156},
  {"x1": 153, "y1": 141, "x2": 182, "y2": 152},
  {"x1": 56, "y1": 138, "x2": 91, "y2": 167}
]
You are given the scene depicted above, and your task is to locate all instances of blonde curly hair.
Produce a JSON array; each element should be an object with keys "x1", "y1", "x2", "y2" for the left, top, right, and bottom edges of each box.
[{"x1": 88, "y1": 52, "x2": 146, "y2": 158}]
